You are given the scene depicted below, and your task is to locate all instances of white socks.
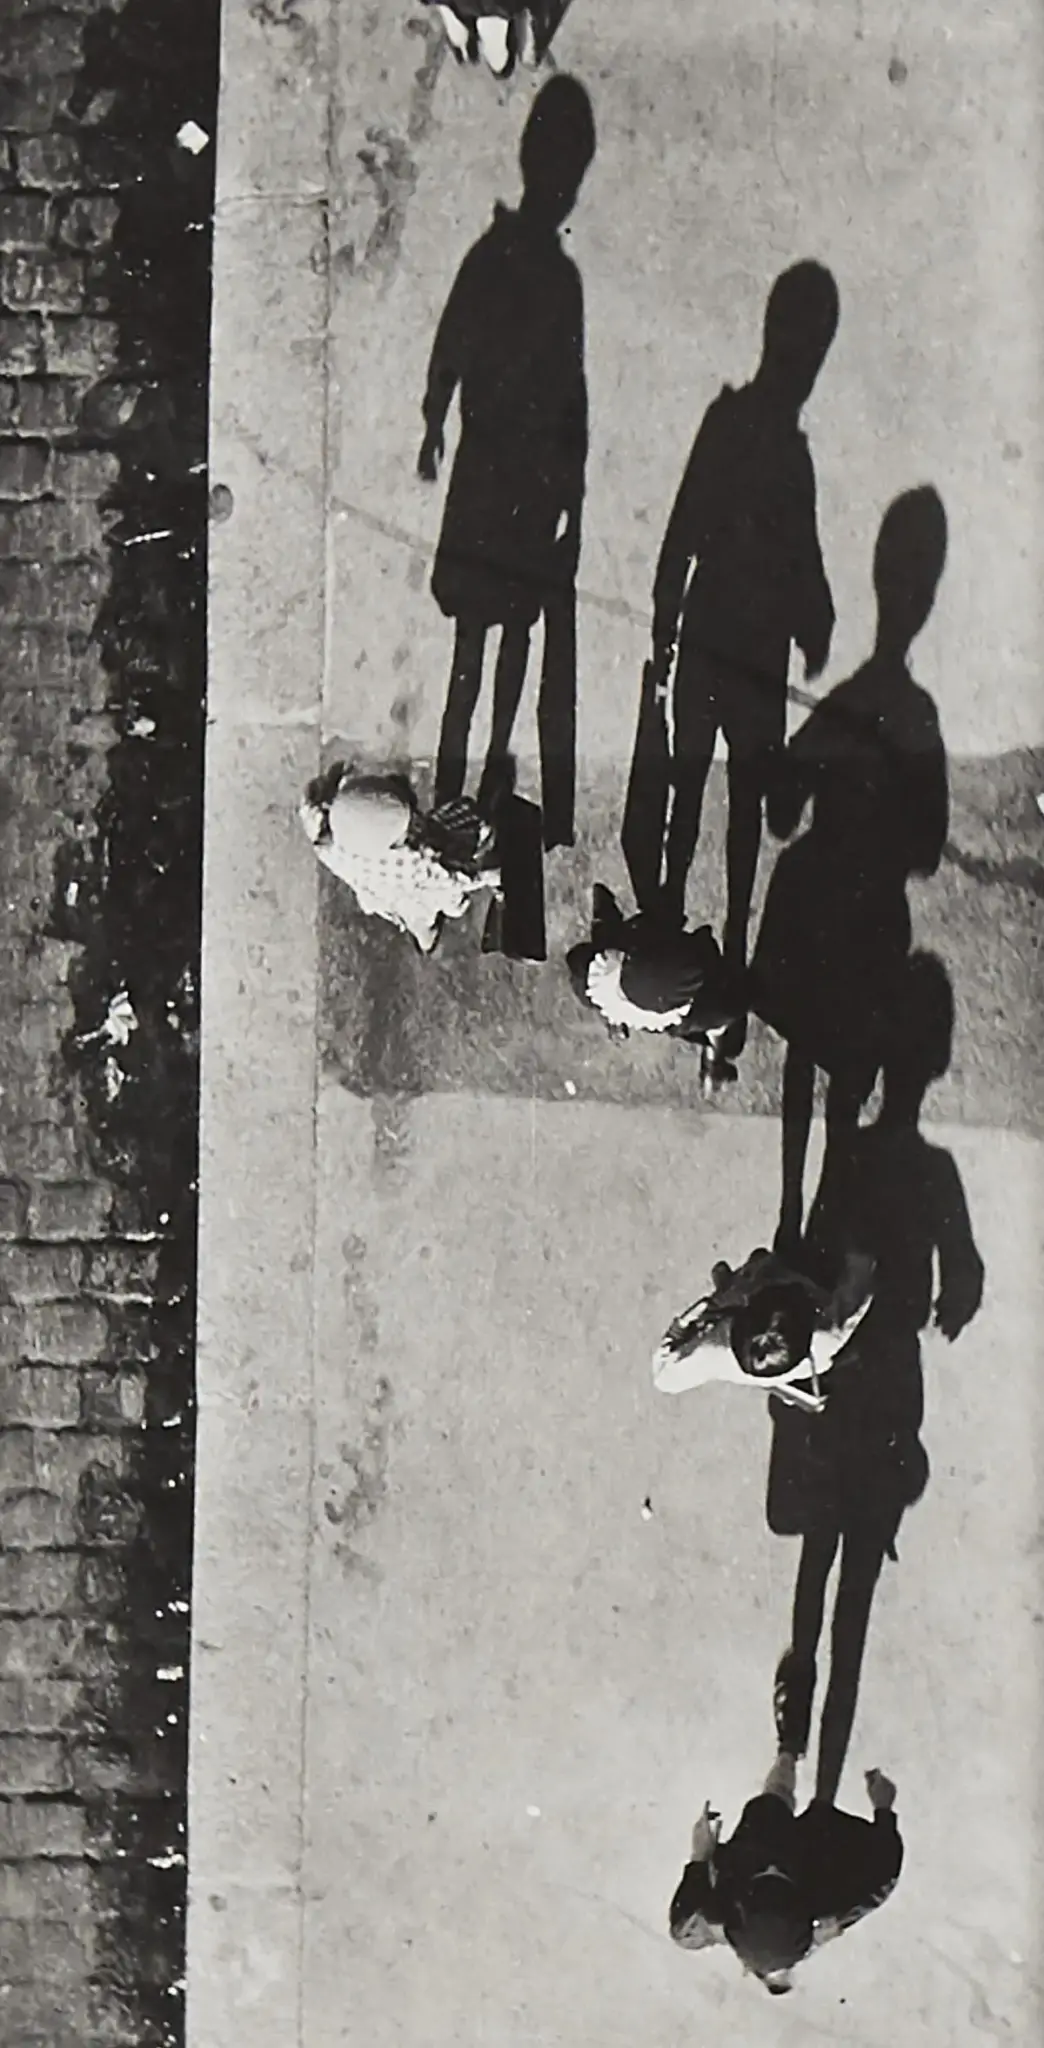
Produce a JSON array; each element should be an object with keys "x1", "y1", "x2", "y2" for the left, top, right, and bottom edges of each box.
[
  {"x1": 437, "y1": 8, "x2": 519, "y2": 77},
  {"x1": 437, "y1": 5, "x2": 471, "y2": 55}
]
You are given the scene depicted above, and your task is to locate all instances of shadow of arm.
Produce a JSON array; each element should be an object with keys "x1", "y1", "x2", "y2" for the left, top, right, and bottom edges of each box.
[
  {"x1": 420, "y1": 251, "x2": 480, "y2": 467},
  {"x1": 790, "y1": 440, "x2": 835, "y2": 681},
  {"x1": 651, "y1": 405, "x2": 721, "y2": 656},
  {"x1": 933, "y1": 1158, "x2": 985, "y2": 1341},
  {"x1": 904, "y1": 737, "x2": 949, "y2": 878}
]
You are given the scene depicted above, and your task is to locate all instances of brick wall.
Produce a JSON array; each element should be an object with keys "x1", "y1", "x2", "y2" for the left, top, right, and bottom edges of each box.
[{"x1": 0, "y1": 3, "x2": 216, "y2": 2043}]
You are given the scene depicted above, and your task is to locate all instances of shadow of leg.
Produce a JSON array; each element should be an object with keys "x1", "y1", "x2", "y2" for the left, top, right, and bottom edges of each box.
[
  {"x1": 662, "y1": 673, "x2": 715, "y2": 924},
  {"x1": 538, "y1": 588, "x2": 577, "y2": 850},
  {"x1": 478, "y1": 622, "x2": 530, "y2": 815},
  {"x1": 622, "y1": 662, "x2": 672, "y2": 915},
  {"x1": 723, "y1": 750, "x2": 768, "y2": 973},
  {"x1": 815, "y1": 1536, "x2": 886, "y2": 1806},
  {"x1": 436, "y1": 620, "x2": 486, "y2": 806},
  {"x1": 776, "y1": 1528, "x2": 837, "y2": 1757},
  {"x1": 531, "y1": 0, "x2": 574, "y2": 60},
  {"x1": 778, "y1": 1044, "x2": 816, "y2": 1256},
  {"x1": 803, "y1": 1061, "x2": 878, "y2": 1280}
]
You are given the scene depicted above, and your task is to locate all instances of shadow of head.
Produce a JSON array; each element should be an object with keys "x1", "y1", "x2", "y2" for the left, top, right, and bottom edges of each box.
[
  {"x1": 874, "y1": 486, "x2": 948, "y2": 656},
  {"x1": 725, "y1": 1878, "x2": 813, "y2": 1989},
  {"x1": 760, "y1": 261, "x2": 840, "y2": 406},
  {"x1": 881, "y1": 949, "x2": 954, "y2": 1118},
  {"x1": 520, "y1": 75, "x2": 596, "y2": 228}
]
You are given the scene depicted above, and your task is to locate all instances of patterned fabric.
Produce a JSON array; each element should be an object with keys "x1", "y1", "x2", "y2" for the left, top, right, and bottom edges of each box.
[{"x1": 299, "y1": 796, "x2": 494, "y2": 953}]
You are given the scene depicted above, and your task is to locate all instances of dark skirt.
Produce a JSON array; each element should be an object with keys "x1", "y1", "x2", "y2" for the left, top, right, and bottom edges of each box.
[
  {"x1": 431, "y1": 427, "x2": 571, "y2": 630},
  {"x1": 753, "y1": 831, "x2": 911, "y2": 1076}
]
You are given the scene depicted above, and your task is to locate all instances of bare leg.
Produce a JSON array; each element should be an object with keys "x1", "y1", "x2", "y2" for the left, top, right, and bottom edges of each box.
[
  {"x1": 476, "y1": 15, "x2": 511, "y2": 72},
  {"x1": 437, "y1": 5, "x2": 471, "y2": 56},
  {"x1": 435, "y1": 619, "x2": 486, "y2": 806},
  {"x1": 778, "y1": 1044, "x2": 816, "y2": 1255},
  {"x1": 762, "y1": 1751, "x2": 798, "y2": 1811},
  {"x1": 478, "y1": 622, "x2": 530, "y2": 813},
  {"x1": 815, "y1": 1536, "x2": 885, "y2": 1806}
]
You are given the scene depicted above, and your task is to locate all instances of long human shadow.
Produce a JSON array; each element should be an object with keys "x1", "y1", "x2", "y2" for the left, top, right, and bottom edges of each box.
[
  {"x1": 766, "y1": 950, "x2": 985, "y2": 1805},
  {"x1": 752, "y1": 486, "x2": 951, "y2": 1256},
  {"x1": 623, "y1": 261, "x2": 839, "y2": 963},
  {"x1": 418, "y1": 74, "x2": 594, "y2": 852}
]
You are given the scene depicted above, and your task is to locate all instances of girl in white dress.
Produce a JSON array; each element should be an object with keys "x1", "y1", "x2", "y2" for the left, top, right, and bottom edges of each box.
[{"x1": 299, "y1": 764, "x2": 499, "y2": 955}]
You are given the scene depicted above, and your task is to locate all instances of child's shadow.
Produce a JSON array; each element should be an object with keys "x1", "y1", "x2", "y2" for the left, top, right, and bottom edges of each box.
[{"x1": 767, "y1": 952, "x2": 985, "y2": 1804}]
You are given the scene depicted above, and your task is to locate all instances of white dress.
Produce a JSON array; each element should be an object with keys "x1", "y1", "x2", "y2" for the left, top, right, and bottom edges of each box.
[
  {"x1": 652, "y1": 1252, "x2": 873, "y2": 1414},
  {"x1": 299, "y1": 798, "x2": 494, "y2": 953}
]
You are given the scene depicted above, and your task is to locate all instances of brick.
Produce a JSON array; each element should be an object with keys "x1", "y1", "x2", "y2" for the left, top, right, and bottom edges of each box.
[
  {"x1": 0, "y1": 626, "x2": 102, "y2": 700},
  {"x1": 23, "y1": 1301, "x2": 108, "y2": 1364},
  {"x1": 0, "y1": 14, "x2": 85, "y2": 75},
  {"x1": 0, "y1": 1984, "x2": 90, "y2": 2038},
  {"x1": 28, "y1": 1915, "x2": 95, "y2": 1984},
  {"x1": 77, "y1": 1556, "x2": 125, "y2": 1611},
  {"x1": 0, "y1": 75, "x2": 71, "y2": 138},
  {"x1": 0, "y1": 1732, "x2": 72, "y2": 1790},
  {"x1": 0, "y1": 1552, "x2": 80, "y2": 1614},
  {"x1": 0, "y1": 437, "x2": 48, "y2": 497},
  {"x1": 10, "y1": 376, "x2": 82, "y2": 436},
  {"x1": 50, "y1": 447, "x2": 120, "y2": 499},
  {"x1": 83, "y1": 1244, "x2": 160, "y2": 1300},
  {"x1": 0, "y1": 1858, "x2": 91, "y2": 1920},
  {"x1": 15, "y1": 133, "x2": 82, "y2": 190},
  {"x1": 0, "y1": 1179, "x2": 29, "y2": 1238},
  {"x1": 28, "y1": 1182, "x2": 113, "y2": 1241},
  {"x1": 0, "y1": 559, "x2": 108, "y2": 627},
  {"x1": 75, "y1": 1465, "x2": 140, "y2": 1548},
  {"x1": 0, "y1": 194, "x2": 51, "y2": 250},
  {"x1": 0, "y1": 1430, "x2": 35, "y2": 1488},
  {"x1": 19, "y1": 1123, "x2": 83, "y2": 1176},
  {"x1": 0, "y1": 1618, "x2": 93, "y2": 1680},
  {"x1": 0, "y1": 1917, "x2": 31, "y2": 1976},
  {"x1": 43, "y1": 317, "x2": 118, "y2": 378},
  {"x1": 0, "y1": 1490, "x2": 69, "y2": 1549},
  {"x1": 0, "y1": 1681, "x2": 81, "y2": 1735},
  {"x1": 57, "y1": 196, "x2": 119, "y2": 252},
  {"x1": 2, "y1": 251, "x2": 83, "y2": 314},
  {"x1": 0, "y1": 1304, "x2": 25, "y2": 1362},
  {"x1": 33, "y1": 1430, "x2": 125, "y2": 1500},
  {"x1": 0, "y1": 498, "x2": 105, "y2": 557},
  {"x1": 0, "y1": 1244, "x2": 84, "y2": 1303},
  {"x1": 0, "y1": 1798, "x2": 86, "y2": 1859},
  {"x1": 70, "y1": 1743, "x2": 142, "y2": 1799},
  {"x1": 80, "y1": 1369, "x2": 146, "y2": 1431},
  {"x1": 0, "y1": 312, "x2": 43, "y2": 374},
  {"x1": 0, "y1": 1365, "x2": 80, "y2": 1429}
]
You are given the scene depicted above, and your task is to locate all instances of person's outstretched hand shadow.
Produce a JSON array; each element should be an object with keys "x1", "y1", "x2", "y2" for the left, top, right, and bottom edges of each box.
[{"x1": 417, "y1": 426, "x2": 444, "y2": 483}]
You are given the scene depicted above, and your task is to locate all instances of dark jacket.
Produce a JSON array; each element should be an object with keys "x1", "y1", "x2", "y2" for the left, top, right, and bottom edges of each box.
[{"x1": 670, "y1": 1800, "x2": 903, "y2": 1958}]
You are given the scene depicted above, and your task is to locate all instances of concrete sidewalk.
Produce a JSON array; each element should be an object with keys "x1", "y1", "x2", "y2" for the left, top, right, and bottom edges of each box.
[{"x1": 192, "y1": 3, "x2": 1044, "y2": 2044}]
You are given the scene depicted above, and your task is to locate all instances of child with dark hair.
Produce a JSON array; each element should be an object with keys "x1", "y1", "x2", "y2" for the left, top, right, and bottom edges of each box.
[
  {"x1": 653, "y1": 1246, "x2": 873, "y2": 1411},
  {"x1": 670, "y1": 1762, "x2": 903, "y2": 1995},
  {"x1": 567, "y1": 883, "x2": 748, "y2": 1094}
]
